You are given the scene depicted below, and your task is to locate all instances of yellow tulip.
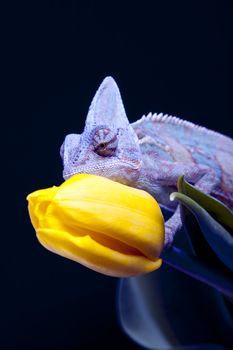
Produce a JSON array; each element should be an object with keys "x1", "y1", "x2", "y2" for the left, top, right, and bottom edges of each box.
[{"x1": 27, "y1": 174, "x2": 164, "y2": 277}]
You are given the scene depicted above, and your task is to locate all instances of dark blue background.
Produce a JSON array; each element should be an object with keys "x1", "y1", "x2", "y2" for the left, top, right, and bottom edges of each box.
[{"x1": 2, "y1": 1, "x2": 230, "y2": 349}]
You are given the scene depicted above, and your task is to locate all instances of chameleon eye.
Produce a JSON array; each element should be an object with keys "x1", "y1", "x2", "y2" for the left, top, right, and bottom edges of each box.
[{"x1": 93, "y1": 127, "x2": 118, "y2": 157}]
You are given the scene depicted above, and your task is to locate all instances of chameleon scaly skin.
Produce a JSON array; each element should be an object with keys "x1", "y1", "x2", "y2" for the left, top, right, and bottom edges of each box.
[{"x1": 60, "y1": 77, "x2": 233, "y2": 247}]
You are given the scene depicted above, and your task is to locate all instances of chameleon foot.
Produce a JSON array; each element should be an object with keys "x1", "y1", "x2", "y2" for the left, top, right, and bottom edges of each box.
[{"x1": 164, "y1": 224, "x2": 177, "y2": 249}]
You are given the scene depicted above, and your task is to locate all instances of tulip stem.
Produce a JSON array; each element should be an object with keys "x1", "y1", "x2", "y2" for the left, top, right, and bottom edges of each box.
[{"x1": 161, "y1": 246, "x2": 233, "y2": 298}]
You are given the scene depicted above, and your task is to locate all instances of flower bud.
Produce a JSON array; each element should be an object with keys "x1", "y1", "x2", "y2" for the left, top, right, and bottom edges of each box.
[{"x1": 27, "y1": 174, "x2": 164, "y2": 277}]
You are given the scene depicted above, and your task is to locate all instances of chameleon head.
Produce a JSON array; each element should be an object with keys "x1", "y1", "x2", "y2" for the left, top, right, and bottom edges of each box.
[{"x1": 60, "y1": 77, "x2": 142, "y2": 185}]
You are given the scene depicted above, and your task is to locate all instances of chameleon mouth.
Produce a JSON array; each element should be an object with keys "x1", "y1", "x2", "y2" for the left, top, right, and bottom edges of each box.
[{"x1": 63, "y1": 160, "x2": 141, "y2": 180}]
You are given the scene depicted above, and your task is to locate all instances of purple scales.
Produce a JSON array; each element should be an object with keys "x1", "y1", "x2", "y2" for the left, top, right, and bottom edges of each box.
[{"x1": 61, "y1": 77, "x2": 233, "y2": 247}]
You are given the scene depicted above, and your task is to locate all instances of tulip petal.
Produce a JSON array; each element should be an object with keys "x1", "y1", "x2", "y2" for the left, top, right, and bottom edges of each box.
[
  {"x1": 52, "y1": 174, "x2": 164, "y2": 260},
  {"x1": 27, "y1": 174, "x2": 165, "y2": 277},
  {"x1": 36, "y1": 228, "x2": 162, "y2": 277},
  {"x1": 27, "y1": 186, "x2": 58, "y2": 230}
]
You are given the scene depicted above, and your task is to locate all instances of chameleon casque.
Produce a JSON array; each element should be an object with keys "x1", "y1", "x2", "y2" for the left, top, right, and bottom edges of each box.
[{"x1": 60, "y1": 77, "x2": 233, "y2": 247}]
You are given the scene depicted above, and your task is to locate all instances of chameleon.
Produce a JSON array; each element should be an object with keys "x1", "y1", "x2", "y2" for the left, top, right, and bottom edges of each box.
[{"x1": 60, "y1": 76, "x2": 233, "y2": 247}]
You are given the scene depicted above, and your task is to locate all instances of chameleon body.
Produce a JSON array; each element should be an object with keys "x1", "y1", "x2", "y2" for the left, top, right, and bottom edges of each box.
[{"x1": 60, "y1": 77, "x2": 233, "y2": 247}]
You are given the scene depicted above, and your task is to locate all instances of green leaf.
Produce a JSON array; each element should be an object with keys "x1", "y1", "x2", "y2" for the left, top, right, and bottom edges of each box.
[
  {"x1": 170, "y1": 191, "x2": 233, "y2": 273},
  {"x1": 162, "y1": 245, "x2": 233, "y2": 298},
  {"x1": 177, "y1": 175, "x2": 233, "y2": 232},
  {"x1": 118, "y1": 264, "x2": 233, "y2": 349}
]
